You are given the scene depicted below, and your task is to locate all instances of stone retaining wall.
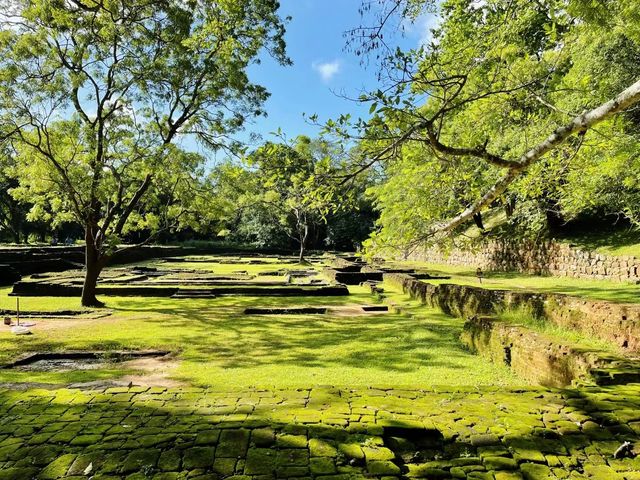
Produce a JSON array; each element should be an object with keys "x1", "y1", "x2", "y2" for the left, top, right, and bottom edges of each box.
[
  {"x1": 408, "y1": 239, "x2": 640, "y2": 283},
  {"x1": 461, "y1": 317, "x2": 593, "y2": 387},
  {"x1": 384, "y1": 273, "x2": 640, "y2": 352},
  {"x1": 460, "y1": 317, "x2": 640, "y2": 387},
  {"x1": 322, "y1": 267, "x2": 383, "y2": 285},
  {"x1": 0, "y1": 245, "x2": 191, "y2": 279}
]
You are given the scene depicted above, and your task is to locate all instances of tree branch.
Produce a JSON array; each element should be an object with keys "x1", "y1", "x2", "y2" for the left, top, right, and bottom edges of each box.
[{"x1": 428, "y1": 77, "x2": 640, "y2": 237}]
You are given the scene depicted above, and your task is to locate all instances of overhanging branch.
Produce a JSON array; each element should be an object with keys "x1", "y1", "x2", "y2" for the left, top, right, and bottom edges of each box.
[{"x1": 427, "y1": 77, "x2": 640, "y2": 237}]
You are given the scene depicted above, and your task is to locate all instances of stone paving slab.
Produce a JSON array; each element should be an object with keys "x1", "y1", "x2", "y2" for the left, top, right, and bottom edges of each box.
[{"x1": 0, "y1": 384, "x2": 639, "y2": 479}]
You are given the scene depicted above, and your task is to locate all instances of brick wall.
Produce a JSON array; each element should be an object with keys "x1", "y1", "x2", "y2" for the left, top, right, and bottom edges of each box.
[{"x1": 459, "y1": 317, "x2": 637, "y2": 387}]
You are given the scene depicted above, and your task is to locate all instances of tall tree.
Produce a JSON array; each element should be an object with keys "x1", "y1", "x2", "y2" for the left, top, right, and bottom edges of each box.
[
  {"x1": 0, "y1": 149, "x2": 29, "y2": 243},
  {"x1": 0, "y1": 0, "x2": 289, "y2": 306},
  {"x1": 325, "y1": 0, "x2": 640, "y2": 253},
  {"x1": 217, "y1": 136, "x2": 349, "y2": 262}
]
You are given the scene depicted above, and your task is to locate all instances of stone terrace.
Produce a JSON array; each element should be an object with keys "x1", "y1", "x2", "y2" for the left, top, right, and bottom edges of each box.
[{"x1": 1, "y1": 384, "x2": 640, "y2": 479}]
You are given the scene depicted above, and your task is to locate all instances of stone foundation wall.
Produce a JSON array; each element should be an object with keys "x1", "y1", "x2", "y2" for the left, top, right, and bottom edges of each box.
[
  {"x1": 0, "y1": 245, "x2": 192, "y2": 277},
  {"x1": 408, "y1": 239, "x2": 640, "y2": 283},
  {"x1": 460, "y1": 317, "x2": 595, "y2": 387},
  {"x1": 460, "y1": 317, "x2": 640, "y2": 387},
  {"x1": 322, "y1": 267, "x2": 383, "y2": 285},
  {"x1": 0, "y1": 245, "x2": 235, "y2": 285},
  {"x1": 384, "y1": 273, "x2": 640, "y2": 352}
]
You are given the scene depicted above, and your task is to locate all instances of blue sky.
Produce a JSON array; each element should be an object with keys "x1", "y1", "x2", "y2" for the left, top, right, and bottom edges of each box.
[{"x1": 234, "y1": 0, "x2": 433, "y2": 147}]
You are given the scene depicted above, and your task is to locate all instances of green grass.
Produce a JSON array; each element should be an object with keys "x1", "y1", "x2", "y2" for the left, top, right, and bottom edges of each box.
[
  {"x1": 0, "y1": 287, "x2": 85, "y2": 311},
  {"x1": 0, "y1": 261, "x2": 518, "y2": 388},
  {"x1": 4, "y1": 254, "x2": 637, "y2": 391},
  {"x1": 396, "y1": 261, "x2": 640, "y2": 303},
  {"x1": 556, "y1": 228, "x2": 640, "y2": 257},
  {"x1": 496, "y1": 305, "x2": 619, "y2": 353}
]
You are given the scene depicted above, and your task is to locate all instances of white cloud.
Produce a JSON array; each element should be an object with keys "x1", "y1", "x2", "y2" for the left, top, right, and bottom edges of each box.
[
  {"x1": 401, "y1": 10, "x2": 442, "y2": 48},
  {"x1": 312, "y1": 60, "x2": 342, "y2": 83},
  {"x1": 415, "y1": 13, "x2": 441, "y2": 47}
]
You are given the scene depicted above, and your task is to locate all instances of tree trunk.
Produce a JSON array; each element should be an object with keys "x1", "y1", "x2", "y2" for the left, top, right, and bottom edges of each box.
[
  {"x1": 504, "y1": 196, "x2": 516, "y2": 218},
  {"x1": 81, "y1": 228, "x2": 105, "y2": 308},
  {"x1": 298, "y1": 223, "x2": 309, "y2": 263}
]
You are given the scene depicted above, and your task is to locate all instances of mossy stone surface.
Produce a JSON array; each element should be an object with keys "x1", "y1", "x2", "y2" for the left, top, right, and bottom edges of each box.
[{"x1": 0, "y1": 381, "x2": 639, "y2": 478}]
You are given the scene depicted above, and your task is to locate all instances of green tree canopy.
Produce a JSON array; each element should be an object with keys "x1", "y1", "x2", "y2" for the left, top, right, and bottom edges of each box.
[
  {"x1": 328, "y1": 0, "x2": 640, "y2": 255},
  {"x1": 0, "y1": 0, "x2": 289, "y2": 305},
  {"x1": 212, "y1": 136, "x2": 355, "y2": 261}
]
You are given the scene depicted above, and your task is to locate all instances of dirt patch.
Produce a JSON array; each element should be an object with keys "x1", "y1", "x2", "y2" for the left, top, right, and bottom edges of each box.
[
  {"x1": 0, "y1": 355, "x2": 184, "y2": 390},
  {"x1": 120, "y1": 355, "x2": 185, "y2": 388},
  {"x1": 0, "y1": 314, "x2": 118, "y2": 335},
  {"x1": 4, "y1": 350, "x2": 170, "y2": 370}
]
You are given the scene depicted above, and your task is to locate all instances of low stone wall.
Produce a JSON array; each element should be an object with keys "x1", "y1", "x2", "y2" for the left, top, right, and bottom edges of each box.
[
  {"x1": 11, "y1": 281, "x2": 350, "y2": 298},
  {"x1": 384, "y1": 273, "x2": 541, "y2": 318},
  {"x1": 0, "y1": 264, "x2": 21, "y2": 284},
  {"x1": 384, "y1": 273, "x2": 640, "y2": 352},
  {"x1": 544, "y1": 295, "x2": 640, "y2": 351},
  {"x1": 408, "y1": 239, "x2": 640, "y2": 283},
  {"x1": 10, "y1": 283, "x2": 179, "y2": 297},
  {"x1": 460, "y1": 317, "x2": 640, "y2": 387},
  {"x1": 322, "y1": 267, "x2": 383, "y2": 285},
  {"x1": 0, "y1": 245, "x2": 220, "y2": 285}
]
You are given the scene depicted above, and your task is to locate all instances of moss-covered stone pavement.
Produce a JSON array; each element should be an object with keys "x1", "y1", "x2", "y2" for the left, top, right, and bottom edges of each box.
[{"x1": 1, "y1": 383, "x2": 640, "y2": 479}]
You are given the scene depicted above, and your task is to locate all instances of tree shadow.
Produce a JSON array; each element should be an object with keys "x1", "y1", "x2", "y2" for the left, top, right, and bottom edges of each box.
[
  {"x1": 120, "y1": 299, "x2": 476, "y2": 373},
  {"x1": 0, "y1": 291, "x2": 510, "y2": 388}
]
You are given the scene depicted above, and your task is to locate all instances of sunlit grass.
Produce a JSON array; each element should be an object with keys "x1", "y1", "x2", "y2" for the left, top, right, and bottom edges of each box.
[
  {"x1": 495, "y1": 305, "x2": 618, "y2": 353},
  {"x1": 2, "y1": 254, "x2": 635, "y2": 389},
  {"x1": 0, "y1": 261, "x2": 519, "y2": 388},
  {"x1": 396, "y1": 261, "x2": 640, "y2": 303},
  {"x1": 0, "y1": 287, "x2": 84, "y2": 311},
  {"x1": 556, "y1": 229, "x2": 640, "y2": 258}
]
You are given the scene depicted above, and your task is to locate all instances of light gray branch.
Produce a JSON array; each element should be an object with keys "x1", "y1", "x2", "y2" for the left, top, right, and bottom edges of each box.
[{"x1": 430, "y1": 77, "x2": 640, "y2": 236}]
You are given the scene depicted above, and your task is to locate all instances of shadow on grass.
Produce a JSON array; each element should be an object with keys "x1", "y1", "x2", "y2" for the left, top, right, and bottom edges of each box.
[
  {"x1": 556, "y1": 228, "x2": 640, "y2": 256},
  {"x1": 112, "y1": 296, "x2": 473, "y2": 374},
  {"x1": 0, "y1": 279, "x2": 517, "y2": 388}
]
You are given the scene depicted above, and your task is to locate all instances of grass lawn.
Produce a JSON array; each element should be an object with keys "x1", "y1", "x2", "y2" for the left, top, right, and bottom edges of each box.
[
  {"x1": 395, "y1": 261, "x2": 640, "y2": 303},
  {"x1": 557, "y1": 228, "x2": 640, "y2": 257},
  {"x1": 2, "y1": 257, "x2": 640, "y2": 480},
  {"x1": 0, "y1": 260, "x2": 518, "y2": 388}
]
